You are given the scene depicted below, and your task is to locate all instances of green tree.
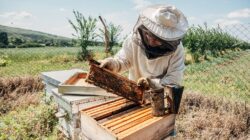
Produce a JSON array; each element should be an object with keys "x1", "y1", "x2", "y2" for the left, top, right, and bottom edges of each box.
[
  {"x1": 109, "y1": 23, "x2": 122, "y2": 50},
  {"x1": 68, "y1": 10, "x2": 97, "y2": 61},
  {"x1": 12, "y1": 37, "x2": 23, "y2": 45},
  {"x1": 0, "y1": 32, "x2": 9, "y2": 48}
]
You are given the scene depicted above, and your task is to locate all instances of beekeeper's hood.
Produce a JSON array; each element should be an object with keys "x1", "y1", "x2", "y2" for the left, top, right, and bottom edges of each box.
[{"x1": 133, "y1": 4, "x2": 188, "y2": 41}]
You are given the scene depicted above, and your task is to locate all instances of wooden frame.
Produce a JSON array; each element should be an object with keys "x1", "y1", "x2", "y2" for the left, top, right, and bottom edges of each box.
[
  {"x1": 58, "y1": 72, "x2": 117, "y2": 97},
  {"x1": 81, "y1": 98, "x2": 175, "y2": 140},
  {"x1": 86, "y1": 59, "x2": 146, "y2": 104}
]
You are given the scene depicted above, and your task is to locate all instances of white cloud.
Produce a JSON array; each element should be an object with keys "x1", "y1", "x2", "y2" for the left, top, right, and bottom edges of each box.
[
  {"x1": 187, "y1": 16, "x2": 197, "y2": 21},
  {"x1": 227, "y1": 8, "x2": 250, "y2": 19},
  {"x1": 132, "y1": 0, "x2": 152, "y2": 11},
  {"x1": 59, "y1": 8, "x2": 67, "y2": 12},
  {"x1": 214, "y1": 18, "x2": 241, "y2": 27},
  {"x1": 0, "y1": 11, "x2": 33, "y2": 20}
]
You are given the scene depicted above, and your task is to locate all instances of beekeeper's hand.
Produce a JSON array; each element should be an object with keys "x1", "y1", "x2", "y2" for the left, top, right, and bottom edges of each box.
[
  {"x1": 137, "y1": 77, "x2": 163, "y2": 90},
  {"x1": 100, "y1": 58, "x2": 120, "y2": 72}
]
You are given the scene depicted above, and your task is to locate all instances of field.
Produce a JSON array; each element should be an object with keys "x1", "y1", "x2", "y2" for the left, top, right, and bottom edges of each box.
[
  {"x1": 0, "y1": 47, "x2": 120, "y2": 77},
  {"x1": 0, "y1": 47, "x2": 249, "y2": 139}
]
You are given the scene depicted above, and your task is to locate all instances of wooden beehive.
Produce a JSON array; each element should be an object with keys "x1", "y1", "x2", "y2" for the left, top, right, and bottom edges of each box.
[{"x1": 81, "y1": 98, "x2": 175, "y2": 140}]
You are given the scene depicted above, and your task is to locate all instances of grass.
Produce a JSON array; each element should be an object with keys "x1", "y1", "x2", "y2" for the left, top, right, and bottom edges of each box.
[
  {"x1": 184, "y1": 50, "x2": 250, "y2": 103},
  {"x1": 0, "y1": 46, "x2": 120, "y2": 77}
]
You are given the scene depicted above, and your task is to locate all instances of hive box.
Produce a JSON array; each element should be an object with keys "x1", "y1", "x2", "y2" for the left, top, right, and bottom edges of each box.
[{"x1": 81, "y1": 98, "x2": 175, "y2": 140}]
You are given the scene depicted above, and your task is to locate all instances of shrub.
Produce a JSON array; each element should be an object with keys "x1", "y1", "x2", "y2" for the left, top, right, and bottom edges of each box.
[
  {"x1": 76, "y1": 50, "x2": 94, "y2": 61},
  {"x1": 183, "y1": 26, "x2": 250, "y2": 62},
  {"x1": 18, "y1": 42, "x2": 44, "y2": 48},
  {"x1": 0, "y1": 52, "x2": 10, "y2": 67},
  {"x1": 0, "y1": 58, "x2": 7, "y2": 67},
  {"x1": 0, "y1": 102, "x2": 57, "y2": 139},
  {"x1": 50, "y1": 54, "x2": 75, "y2": 63}
]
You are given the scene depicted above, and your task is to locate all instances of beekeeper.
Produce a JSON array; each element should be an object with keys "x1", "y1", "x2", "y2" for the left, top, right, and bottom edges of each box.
[{"x1": 100, "y1": 4, "x2": 188, "y2": 90}]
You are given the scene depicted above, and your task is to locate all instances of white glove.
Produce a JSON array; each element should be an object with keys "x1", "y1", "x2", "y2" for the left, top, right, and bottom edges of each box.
[
  {"x1": 99, "y1": 58, "x2": 120, "y2": 72},
  {"x1": 137, "y1": 77, "x2": 163, "y2": 90}
]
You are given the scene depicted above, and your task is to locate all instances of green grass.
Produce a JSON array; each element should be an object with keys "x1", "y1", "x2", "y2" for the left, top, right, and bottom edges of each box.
[
  {"x1": 184, "y1": 50, "x2": 250, "y2": 103},
  {"x1": 0, "y1": 46, "x2": 121, "y2": 77}
]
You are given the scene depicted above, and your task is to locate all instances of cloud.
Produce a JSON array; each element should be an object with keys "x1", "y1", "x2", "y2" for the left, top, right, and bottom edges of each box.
[
  {"x1": 0, "y1": 11, "x2": 33, "y2": 20},
  {"x1": 227, "y1": 8, "x2": 250, "y2": 18},
  {"x1": 187, "y1": 16, "x2": 198, "y2": 22},
  {"x1": 211, "y1": 8, "x2": 249, "y2": 28},
  {"x1": 132, "y1": 0, "x2": 152, "y2": 11},
  {"x1": 59, "y1": 8, "x2": 67, "y2": 12},
  {"x1": 0, "y1": 11, "x2": 36, "y2": 31},
  {"x1": 214, "y1": 18, "x2": 241, "y2": 27}
]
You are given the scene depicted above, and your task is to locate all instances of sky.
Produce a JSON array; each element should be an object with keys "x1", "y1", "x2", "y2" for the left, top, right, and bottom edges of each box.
[{"x1": 0, "y1": 0, "x2": 249, "y2": 39}]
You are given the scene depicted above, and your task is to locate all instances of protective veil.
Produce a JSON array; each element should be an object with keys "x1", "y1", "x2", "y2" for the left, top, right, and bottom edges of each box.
[{"x1": 137, "y1": 25, "x2": 181, "y2": 59}]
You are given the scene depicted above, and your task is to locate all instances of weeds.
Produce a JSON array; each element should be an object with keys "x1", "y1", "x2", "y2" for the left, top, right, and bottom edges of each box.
[
  {"x1": 176, "y1": 92, "x2": 250, "y2": 139},
  {"x1": 0, "y1": 76, "x2": 44, "y2": 114},
  {"x1": 0, "y1": 100, "x2": 58, "y2": 139}
]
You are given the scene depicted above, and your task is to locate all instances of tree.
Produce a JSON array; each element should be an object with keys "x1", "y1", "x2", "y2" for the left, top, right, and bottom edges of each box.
[
  {"x1": 0, "y1": 32, "x2": 9, "y2": 48},
  {"x1": 12, "y1": 37, "x2": 23, "y2": 45},
  {"x1": 99, "y1": 20, "x2": 123, "y2": 54},
  {"x1": 68, "y1": 10, "x2": 97, "y2": 61},
  {"x1": 109, "y1": 23, "x2": 122, "y2": 50}
]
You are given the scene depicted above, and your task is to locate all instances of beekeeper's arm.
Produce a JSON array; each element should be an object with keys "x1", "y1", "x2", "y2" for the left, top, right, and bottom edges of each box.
[{"x1": 100, "y1": 35, "x2": 133, "y2": 73}]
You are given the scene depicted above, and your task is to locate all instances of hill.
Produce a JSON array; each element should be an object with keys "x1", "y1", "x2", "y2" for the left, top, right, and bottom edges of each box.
[{"x1": 0, "y1": 24, "x2": 71, "y2": 45}]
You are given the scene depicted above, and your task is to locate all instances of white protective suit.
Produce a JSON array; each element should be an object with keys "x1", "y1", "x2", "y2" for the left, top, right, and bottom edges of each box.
[{"x1": 112, "y1": 33, "x2": 185, "y2": 86}]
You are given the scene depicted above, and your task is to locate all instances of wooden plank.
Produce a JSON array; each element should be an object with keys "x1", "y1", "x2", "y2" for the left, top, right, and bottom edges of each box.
[
  {"x1": 117, "y1": 114, "x2": 176, "y2": 140},
  {"x1": 91, "y1": 102, "x2": 136, "y2": 120},
  {"x1": 102, "y1": 107, "x2": 151, "y2": 128},
  {"x1": 88, "y1": 102, "x2": 133, "y2": 117},
  {"x1": 98, "y1": 106, "x2": 141, "y2": 124},
  {"x1": 111, "y1": 113, "x2": 153, "y2": 134},
  {"x1": 81, "y1": 111, "x2": 117, "y2": 140},
  {"x1": 82, "y1": 97, "x2": 123, "y2": 112},
  {"x1": 85, "y1": 99, "x2": 129, "y2": 115},
  {"x1": 89, "y1": 101, "x2": 132, "y2": 116}
]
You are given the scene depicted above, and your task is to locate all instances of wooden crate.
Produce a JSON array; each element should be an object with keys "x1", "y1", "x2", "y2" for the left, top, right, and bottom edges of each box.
[
  {"x1": 58, "y1": 72, "x2": 116, "y2": 97},
  {"x1": 81, "y1": 98, "x2": 175, "y2": 140}
]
